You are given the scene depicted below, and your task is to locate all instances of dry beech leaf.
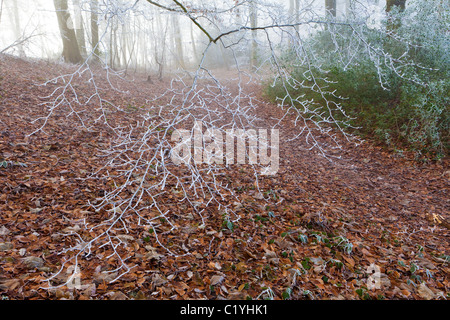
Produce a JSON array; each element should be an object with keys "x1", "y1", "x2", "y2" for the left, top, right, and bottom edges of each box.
[
  {"x1": 151, "y1": 274, "x2": 167, "y2": 288},
  {"x1": 108, "y1": 291, "x2": 128, "y2": 300},
  {"x1": 210, "y1": 275, "x2": 224, "y2": 286},
  {"x1": 145, "y1": 246, "x2": 163, "y2": 260},
  {"x1": 417, "y1": 283, "x2": 435, "y2": 300},
  {"x1": 0, "y1": 226, "x2": 10, "y2": 236}
]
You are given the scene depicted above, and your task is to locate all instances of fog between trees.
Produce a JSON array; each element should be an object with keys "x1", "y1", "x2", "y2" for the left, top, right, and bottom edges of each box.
[{"x1": 1, "y1": 0, "x2": 389, "y2": 75}]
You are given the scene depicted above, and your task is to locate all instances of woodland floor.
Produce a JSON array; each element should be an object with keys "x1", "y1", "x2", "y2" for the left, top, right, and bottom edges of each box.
[{"x1": 0, "y1": 54, "x2": 448, "y2": 300}]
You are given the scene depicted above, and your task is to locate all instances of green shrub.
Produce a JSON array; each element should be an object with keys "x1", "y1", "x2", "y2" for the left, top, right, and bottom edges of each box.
[{"x1": 264, "y1": 0, "x2": 449, "y2": 159}]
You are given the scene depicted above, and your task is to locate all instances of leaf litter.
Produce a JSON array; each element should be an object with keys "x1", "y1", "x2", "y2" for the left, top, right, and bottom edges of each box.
[{"x1": 0, "y1": 55, "x2": 448, "y2": 300}]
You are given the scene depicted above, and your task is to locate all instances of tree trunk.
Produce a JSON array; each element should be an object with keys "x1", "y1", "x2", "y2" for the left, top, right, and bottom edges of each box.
[
  {"x1": 154, "y1": 13, "x2": 168, "y2": 80},
  {"x1": 109, "y1": 16, "x2": 120, "y2": 69},
  {"x1": 121, "y1": 22, "x2": 128, "y2": 69},
  {"x1": 249, "y1": 0, "x2": 257, "y2": 68},
  {"x1": 0, "y1": 0, "x2": 4, "y2": 26},
  {"x1": 90, "y1": 0, "x2": 100, "y2": 59},
  {"x1": 53, "y1": 0, "x2": 83, "y2": 64},
  {"x1": 172, "y1": 14, "x2": 185, "y2": 69},
  {"x1": 190, "y1": 21, "x2": 198, "y2": 67},
  {"x1": 12, "y1": 0, "x2": 24, "y2": 56},
  {"x1": 72, "y1": 0, "x2": 86, "y2": 57}
]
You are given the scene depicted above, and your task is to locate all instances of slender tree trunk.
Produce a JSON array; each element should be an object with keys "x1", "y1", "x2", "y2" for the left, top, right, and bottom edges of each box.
[
  {"x1": 12, "y1": 0, "x2": 24, "y2": 56},
  {"x1": 154, "y1": 13, "x2": 167, "y2": 80},
  {"x1": 121, "y1": 22, "x2": 128, "y2": 69},
  {"x1": 172, "y1": 14, "x2": 185, "y2": 69},
  {"x1": 124, "y1": 19, "x2": 137, "y2": 74},
  {"x1": 72, "y1": 0, "x2": 86, "y2": 57},
  {"x1": 109, "y1": 18, "x2": 114, "y2": 68},
  {"x1": 109, "y1": 16, "x2": 120, "y2": 69},
  {"x1": 113, "y1": 22, "x2": 119, "y2": 68},
  {"x1": 53, "y1": 0, "x2": 83, "y2": 64},
  {"x1": 0, "y1": 0, "x2": 4, "y2": 26},
  {"x1": 90, "y1": 0, "x2": 100, "y2": 59},
  {"x1": 249, "y1": 0, "x2": 257, "y2": 68},
  {"x1": 190, "y1": 21, "x2": 198, "y2": 67},
  {"x1": 136, "y1": 17, "x2": 144, "y2": 73},
  {"x1": 288, "y1": 0, "x2": 294, "y2": 47}
]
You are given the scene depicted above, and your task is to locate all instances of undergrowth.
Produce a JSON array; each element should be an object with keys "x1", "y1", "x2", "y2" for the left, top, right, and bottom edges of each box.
[{"x1": 264, "y1": 0, "x2": 449, "y2": 160}]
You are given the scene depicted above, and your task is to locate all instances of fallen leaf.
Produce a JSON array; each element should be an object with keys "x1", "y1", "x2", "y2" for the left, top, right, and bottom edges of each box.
[
  {"x1": 0, "y1": 226, "x2": 10, "y2": 236},
  {"x1": 343, "y1": 255, "x2": 355, "y2": 267},
  {"x1": 151, "y1": 274, "x2": 167, "y2": 288},
  {"x1": 0, "y1": 242, "x2": 14, "y2": 251},
  {"x1": 0, "y1": 278, "x2": 21, "y2": 291},
  {"x1": 94, "y1": 271, "x2": 118, "y2": 284},
  {"x1": 109, "y1": 291, "x2": 128, "y2": 300},
  {"x1": 210, "y1": 275, "x2": 224, "y2": 286},
  {"x1": 417, "y1": 283, "x2": 435, "y2": 300},
  {"x1": 145, "y1": 246, "x2": 163, "y2": 260},
  {"x1": 22, "y1": 256, "x2": 44, "y2": 269}
]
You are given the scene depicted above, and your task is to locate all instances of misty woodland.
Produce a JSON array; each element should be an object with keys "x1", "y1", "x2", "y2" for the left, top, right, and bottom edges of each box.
[{"x1": 0, "y1": 0, "x2": 448, "y2": 302}]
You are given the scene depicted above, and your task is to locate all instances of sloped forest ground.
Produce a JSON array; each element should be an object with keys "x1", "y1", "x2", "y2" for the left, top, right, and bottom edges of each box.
[{"x1": 0, "y1": 54, "x2": 448, "y2": 300}]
